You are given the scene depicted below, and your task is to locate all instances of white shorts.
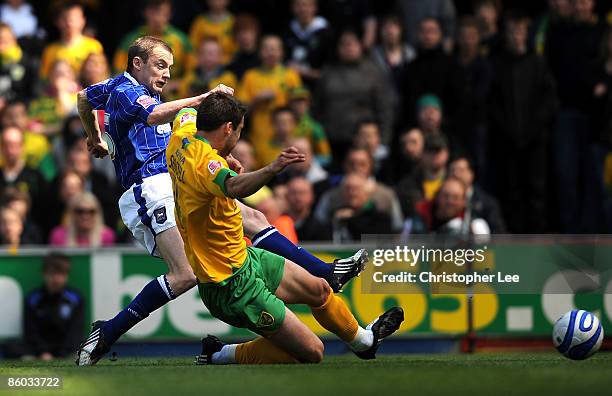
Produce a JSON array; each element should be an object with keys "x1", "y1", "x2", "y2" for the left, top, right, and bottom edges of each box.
[{"x1": 119, "y1": 173, "x2": 176, "y2": 257}]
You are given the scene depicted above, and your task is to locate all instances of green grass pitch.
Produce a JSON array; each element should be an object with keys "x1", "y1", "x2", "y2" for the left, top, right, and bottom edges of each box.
[{"x1": 1, "y1": 353, "x2": 611, "y2": 396}]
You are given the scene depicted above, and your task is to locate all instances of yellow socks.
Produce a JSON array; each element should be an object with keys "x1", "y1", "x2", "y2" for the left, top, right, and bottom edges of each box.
[
  {"x1": 310, "y1": 293, "x2": 359, "y2": 343},
  {"x1": 235, "y1": 337, "x2": 298, "y2": 364}
]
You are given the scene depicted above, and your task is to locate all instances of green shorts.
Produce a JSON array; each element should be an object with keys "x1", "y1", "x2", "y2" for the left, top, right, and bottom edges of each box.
[{"x1": 197, "y1": 246, "x2": 286, "y2": 335}]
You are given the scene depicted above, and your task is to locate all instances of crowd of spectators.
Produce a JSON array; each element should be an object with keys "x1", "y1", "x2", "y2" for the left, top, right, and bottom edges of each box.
[{"x1": 0, "y1": 0, "x2": 612, "y2": 250}]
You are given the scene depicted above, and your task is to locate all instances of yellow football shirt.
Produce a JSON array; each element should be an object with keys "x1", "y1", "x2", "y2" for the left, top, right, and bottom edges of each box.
[
  {"x1": 39, "y1": 36, "x2": 103, "y2": 79},
  {"x1": 167, "y1": 107, "x2": 246, "y2": 284},
  {"x1": 189, "y1": 14, "x2": 237, "y2": 64},
  {"x1": 236, "y1": 65, "x2": 301, "y2": 164}
]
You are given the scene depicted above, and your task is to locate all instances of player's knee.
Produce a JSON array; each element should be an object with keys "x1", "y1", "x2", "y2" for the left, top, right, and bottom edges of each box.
[
  {"x1": 301, "y1": 338, "x2": 324, "y2": 364},
  {"x1": 248, "y1": 208, "x2": 270, "y2": 235},
  {"x1": 253, "y1": 208, "x2": 269, "y2": 228},
  {"x1": 241, "y1": 206, "x2": 270, "y2": 238},
  {"x1": 308, "y1": 278, "x2": 331, "y2": 308}
]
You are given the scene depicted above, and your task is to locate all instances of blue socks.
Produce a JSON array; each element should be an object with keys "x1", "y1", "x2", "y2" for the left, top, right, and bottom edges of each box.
[
  {"x1": 252, "y1": 226, "x2": 332, "y2": 277},
  {"x1": 103, "y1": 275, "x2": 176, "y2": 345}
]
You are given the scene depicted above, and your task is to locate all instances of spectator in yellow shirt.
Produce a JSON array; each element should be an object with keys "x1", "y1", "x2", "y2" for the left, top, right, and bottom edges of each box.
[
  {"x1": 113, "y1": 0, "x2": 192, "y2": 84},
  {"x1": 29, "y1": 60, "x2": 80, "y2": 137},
  {"x1": 39, "y1": 2, "x2": 103, "y2": 80},
  {"x1": 237, "y1": 35, "x2": 302, "y2": 160},
  {"x1": 178, "y1": 37, "x2": 237, "y2": 98},
  {"x1": 189, "y1": 0, "x2": 237, "y2": 64}
]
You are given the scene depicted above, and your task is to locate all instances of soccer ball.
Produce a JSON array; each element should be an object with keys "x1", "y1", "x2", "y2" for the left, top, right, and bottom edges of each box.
[{"x1": 552, "y1": 309, "x2": 604, "y2": 360}]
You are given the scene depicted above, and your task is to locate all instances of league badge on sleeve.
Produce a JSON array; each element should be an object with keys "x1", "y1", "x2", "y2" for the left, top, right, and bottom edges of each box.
[
  {"x1": 208, "y1": 160, "x2": 222, "y2": 175},
  {"x1": 136, "y1": 95, "x2": 157, "y2": 108},
  {"x1": 179, "y1": 111, "x2": 196, "y2": 126}
]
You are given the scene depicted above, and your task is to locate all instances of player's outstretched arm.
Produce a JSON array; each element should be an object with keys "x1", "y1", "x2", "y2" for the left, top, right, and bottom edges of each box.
[
  {"x1": 147, "y1": 84, "x2": 235, "y2": 126},
  {"x1": 77, "y1": 90, "x2": 109, "y2": 159},
  {"x1": 225, "y1": 147, "x2": 305, "y2": 198}
]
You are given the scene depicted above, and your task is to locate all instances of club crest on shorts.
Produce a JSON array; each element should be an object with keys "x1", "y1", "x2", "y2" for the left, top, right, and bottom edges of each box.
[
  {"x1": 256, "y1": 311, "x2": 275, "y2": 327},
  {"x1": 153, "y1": 207, "x2": 167, "y2": 224},
  {"x1": 208, "y1": 160, "x2": 222, "y2": 175}
]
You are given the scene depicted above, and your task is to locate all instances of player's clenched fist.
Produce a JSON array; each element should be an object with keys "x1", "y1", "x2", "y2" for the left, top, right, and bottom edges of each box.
[
  {"x1": 225, "y1": 154, "x2": 244, "y2": 174},
  {"x1": 270, "y1": 146, "x2": 305, "y2": 173},
  {"x1": 87, "y1": 135, "x2": 109, "y2": 159}
]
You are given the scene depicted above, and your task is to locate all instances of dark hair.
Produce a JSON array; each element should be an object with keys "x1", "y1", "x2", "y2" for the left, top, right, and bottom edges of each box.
[
  {"x1": 272, "y1": 106, "x2": 297, "y2": 122},
  {"x1": 424, "y1": 134, "x2": 448, "y2": 152},
  {"x1": 145, "y1": 0, "x2": 171, "y2": 9},
  {"x1": 234, "y1": 13, "x2": 260, "y2": 35},
  {"x1": 458, "y1": 16, "x2": 481, "y2": 35},
  {"x1": 379, "y1": 14, "x2": 404, "y2": 41},
  {"x1": 473, "y1": 0, "x2": 502, "y2": 13},
  {"x1": 1, "y1": 187, "x2": 31, "y2": 209},
  {"x1": 344, "y1": 146, "x2": 373, "y2": 165},
  {"x1": 419, "y1": 17, "x2": 442, "y2": 29},
  {"x1": 126, "y1": 36, "x2": 173, "y2": 73},
  {"x1": 196, "y1": 93, "x2": 247, "y2": 132},
  {"x1": 337, "y1": 29, "x2": 360, "y2": 44},
  {"x1": 42, "y1": 252, "x2": 71, "y2": 274},
  {"x1": 355, "y1": 118, "x2": 379, "y2": 134},
  {"x1": 54, "y1": 0, "x2": 83, "y2": 20},
  {"x1": 449, "y1": 155, "x2": 475, "y2": 172},
  {"x1": 503, "y1": 10, "x2": 530, "y2": 29}
]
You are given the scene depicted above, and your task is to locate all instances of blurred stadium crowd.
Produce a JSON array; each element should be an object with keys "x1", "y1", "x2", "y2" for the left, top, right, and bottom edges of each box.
[{"x1": 0, "y1": 0, "x2": 611, "y2": 251}]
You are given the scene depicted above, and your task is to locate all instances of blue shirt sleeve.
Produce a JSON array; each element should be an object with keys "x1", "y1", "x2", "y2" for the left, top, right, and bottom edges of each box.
[
  {"x1": 115, "y1": 87, "x2": 160, "y2": 125},
  {"x1": 86, "y1": 78, "x2": 113, "y2": 109}
]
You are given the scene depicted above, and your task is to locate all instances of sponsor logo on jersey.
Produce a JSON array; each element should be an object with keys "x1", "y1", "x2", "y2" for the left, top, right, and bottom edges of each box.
[
  {"x1": 208, "y1": 160, "x2": 222, "y2": 175},
  {"x1": 156, "y1": 123, "x2": 172, "y2": 134}
]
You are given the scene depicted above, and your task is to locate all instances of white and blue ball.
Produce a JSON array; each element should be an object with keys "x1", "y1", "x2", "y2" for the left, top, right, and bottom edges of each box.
[{"x1": 552, "y1": 309, "x2": 604, "y2": 360}]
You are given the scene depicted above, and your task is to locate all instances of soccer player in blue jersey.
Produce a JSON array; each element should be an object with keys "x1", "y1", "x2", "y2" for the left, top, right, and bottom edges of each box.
[{"x1": 75, "y1": 36, "x2": 366, "y2": 365}]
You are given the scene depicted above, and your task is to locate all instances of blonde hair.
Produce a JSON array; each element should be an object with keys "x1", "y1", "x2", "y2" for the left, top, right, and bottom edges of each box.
[{"x1": 65, "y1": 191, "x2": 104, "y2": 247}]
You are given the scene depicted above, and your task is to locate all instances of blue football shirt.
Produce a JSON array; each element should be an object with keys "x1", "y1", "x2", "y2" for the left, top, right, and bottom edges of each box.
[{"x1": 85, "y1": 72, "x2": 171, "y2": 190}]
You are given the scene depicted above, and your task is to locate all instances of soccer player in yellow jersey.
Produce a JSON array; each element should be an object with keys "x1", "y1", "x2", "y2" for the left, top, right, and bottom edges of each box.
[{"x1": 167, "y1": 93, "x2": 404, "y2": 364}]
